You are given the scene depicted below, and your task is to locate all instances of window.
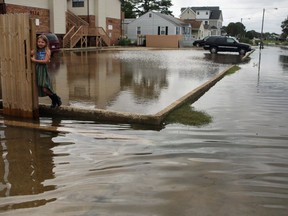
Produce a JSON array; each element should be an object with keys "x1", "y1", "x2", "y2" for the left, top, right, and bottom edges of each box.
[
  {"x1": 160, "y1": 27, "x2": 166, "y2": 35},
  {"x1": 227, "y1": 38, "x2": 235, "y2": 43},
  {"x1": 149, "y1": 13, "x2": 152, "y2": 18},
  {"x1": 176, "y1": 27, "x2": 180, "y2": 35},
  {"x1": 158, "y1": 26, "x2": 168, "y2": 35},
  {"x1": 205, "y1": 21, "x2": 209, "y2": 25},
  {"x1": 72, "y1": 0, "x2": 84, "y2": 7},
  {"x1": 206, "y1": 12, "x2": 209, "y2": 15},
  {"x1": 137, "y1": 27, "x2": 141, "y2": 35}
]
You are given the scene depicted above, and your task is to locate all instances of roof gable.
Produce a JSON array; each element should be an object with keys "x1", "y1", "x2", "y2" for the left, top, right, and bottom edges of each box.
[
  {"x1": 180, "y1": 7, "x2": 196, "y2": 17},
  {"x1": 181, "y1": 6, "x2": 222, "y2": 20},
  {"x1": 154, "y1": 12, "x2": 185, "y2": 26},
  {"x1": 130, "y1": 11, "x2": 185, "y2": 26}
]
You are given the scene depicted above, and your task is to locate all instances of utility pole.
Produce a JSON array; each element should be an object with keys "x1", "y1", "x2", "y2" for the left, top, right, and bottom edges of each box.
[{"x1": 260, "y1": 8, "x2": 265, "y2": 49}]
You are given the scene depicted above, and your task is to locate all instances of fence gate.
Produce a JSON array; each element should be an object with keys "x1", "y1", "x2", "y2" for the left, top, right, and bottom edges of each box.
[{"x1": 0, "y1": 13, "x2": 38, "y2": 118}]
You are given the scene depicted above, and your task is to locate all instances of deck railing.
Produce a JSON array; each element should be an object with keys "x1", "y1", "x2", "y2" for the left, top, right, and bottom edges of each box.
[
  {"x1": 70, "y1": 26, "x2": 88, "y2": 48},
  {"x1": 63, "y1": 10, "x2": 110, "y2": 48},
  {"x1": 66, "y1": 10, "x2": 88, "y2": 27},
  {"x1": 88, "y1": 27, "x2": 111, "y2": 46}
]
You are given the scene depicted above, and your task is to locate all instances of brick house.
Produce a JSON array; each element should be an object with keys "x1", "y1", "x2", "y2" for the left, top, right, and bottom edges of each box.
[{"x1": 0, "y1": 0, "x2": 122, "y2": 47}]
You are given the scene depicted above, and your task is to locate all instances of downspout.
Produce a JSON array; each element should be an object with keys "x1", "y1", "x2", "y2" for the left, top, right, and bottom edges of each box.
[{"x1": 87, "y1": 0, "x2": 89, "y2": 24}]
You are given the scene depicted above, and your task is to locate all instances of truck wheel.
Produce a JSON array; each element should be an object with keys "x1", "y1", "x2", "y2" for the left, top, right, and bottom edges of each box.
[
  {"x1": 210, "y1": 47, "x2": 217, "y2": 54},
  {"x1": 239, "y1": 49, "x2": 246, "y2": 55}
]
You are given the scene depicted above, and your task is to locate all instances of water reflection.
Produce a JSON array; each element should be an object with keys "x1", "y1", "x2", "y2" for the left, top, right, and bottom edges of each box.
[
  {"x1": 204, "y1": 53, "x2": 249, "y2": 64},
  {"x1": 0, "y1": 46, "x2": 288, "y2": 216},
  {"x1": 279, "y1": 55, "x2": 288, "y2": 71},
  {"x1": 120, "y1": 54, "x2": 168, "y2": 103},
  {"x1": 45, "y1": 50, "x2": 232, "y2": 114},
  {"x1": 0, "y1": 124, "x2": 57, "y2": 209}
]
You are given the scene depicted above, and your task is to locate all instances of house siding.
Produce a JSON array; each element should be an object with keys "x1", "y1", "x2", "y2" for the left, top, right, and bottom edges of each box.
[
  {"x1": 181, "y1": 9, "x2": 196, "y2": 19},
  {"x1": 49, "y1": 0, "x2": 66, "y2": 34},
  {"x1": 209, "y1": 20, "x2": 222, "y2": 35},
  {"x1": 95, "y1": 0, "x2": 121, "y2": 43},
  {"x1": 4, "y1": 0, "x2": 121, "y2": 41},
  {"x1": 127, "y1": 12, "x2": 181, "y2": 41},
  {"x1": 195, "y1": 10, "x2": 210, "y2": 20},
  {"x1": 95, "y1": 0, "x2": 121, "y2": 28}
]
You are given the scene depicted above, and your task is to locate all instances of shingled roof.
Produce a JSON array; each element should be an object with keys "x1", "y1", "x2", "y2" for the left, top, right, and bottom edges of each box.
[
  {"x1": 183, "y1": 19, "x2": 203, "y2": 30},
  {"x1": 154, "y1": 12, "x2": 186, "y2": 26},
  {"x1": 191, "y1": 7, "x2": 220, "y2": 11}
]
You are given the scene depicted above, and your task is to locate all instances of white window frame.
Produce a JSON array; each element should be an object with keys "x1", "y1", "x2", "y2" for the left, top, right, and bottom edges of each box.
[
  {"x1": 137, "y1": 26, "x2": 141, "y2": 35},
  {"x1": 72, "y1": 0, "x2": 84, "y2": 7}
]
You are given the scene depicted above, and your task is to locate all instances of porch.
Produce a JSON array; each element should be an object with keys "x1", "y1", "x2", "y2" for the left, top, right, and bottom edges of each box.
[{"x1": 63, "y1": 10, "x2": 111, "y2": 48}]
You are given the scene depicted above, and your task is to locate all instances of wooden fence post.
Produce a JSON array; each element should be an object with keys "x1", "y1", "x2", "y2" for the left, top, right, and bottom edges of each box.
[{"x1": 0, "y1": 13, "x2": 39, "y2": 118}]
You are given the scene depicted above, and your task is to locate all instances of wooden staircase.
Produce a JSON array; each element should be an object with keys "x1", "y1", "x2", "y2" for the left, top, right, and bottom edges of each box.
[{"x1": 63, "y1": 10, "x2": 111, "y2": 48}]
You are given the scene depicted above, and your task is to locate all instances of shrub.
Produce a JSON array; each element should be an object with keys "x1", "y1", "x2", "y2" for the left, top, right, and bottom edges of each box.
[
  {"x1": 118, "y1": 38, "x2": 134, "y2": 46},
  {"x1": 239, "y1": 37, "x2": 253, "y2": 45}
]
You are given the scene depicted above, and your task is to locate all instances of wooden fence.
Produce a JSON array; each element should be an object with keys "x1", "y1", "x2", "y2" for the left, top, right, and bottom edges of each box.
[{"x1": 0, "y1": 13, "x2": 38, "y2": 118}]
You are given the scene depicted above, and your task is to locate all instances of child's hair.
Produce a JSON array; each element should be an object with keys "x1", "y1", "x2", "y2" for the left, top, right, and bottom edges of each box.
[{"x1": 37, "y1": 34, "x2": 50, "y2": 51}]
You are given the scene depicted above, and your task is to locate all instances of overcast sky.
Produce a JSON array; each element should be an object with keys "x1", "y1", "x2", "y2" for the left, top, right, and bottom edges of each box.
[{"x1": 170, "y1": 0, "x2": 288, "y2": 34}]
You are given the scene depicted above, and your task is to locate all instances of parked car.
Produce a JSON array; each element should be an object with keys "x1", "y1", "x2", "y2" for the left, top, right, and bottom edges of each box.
[
  {"x1": 203, "y1": 36, "x2": 252, "y2": 55},
  {"x1": 37, "y1": 32, "x2": 60, "y2": 55},
  {"x1": 193, "y1": 36, "x2": 210, "y2": 47}
]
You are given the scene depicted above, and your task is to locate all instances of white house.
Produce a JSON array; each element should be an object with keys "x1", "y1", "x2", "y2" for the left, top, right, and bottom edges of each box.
[
  {"x1": 180, "y1": 6, "x2": 223, "y2": 37},
  {"x1": 183, "y1": 19, "x2": 205, "y2": 39},
  {"x1": 126, "y1": 11, "x2": 190, "y2": 42}
]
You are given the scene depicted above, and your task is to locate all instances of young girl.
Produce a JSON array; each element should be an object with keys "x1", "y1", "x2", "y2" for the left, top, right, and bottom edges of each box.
[{"x1": 31, "y1": 34, "x2": 61, "y2": 108}]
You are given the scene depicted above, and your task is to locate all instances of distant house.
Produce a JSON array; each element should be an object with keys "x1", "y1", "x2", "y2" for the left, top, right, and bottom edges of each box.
[
  {"x1": 122, "y1": 18, "x2": 135, "y2": 38},
  {"x1": 183, "y1": 19, "x2": 205, "y2": 39},
  {"x1": 126, "y1": 11, "x2": 190, "y2": 42},
  {"x1": 180, "y1": 6, "x2": 223, "y2": 37}
]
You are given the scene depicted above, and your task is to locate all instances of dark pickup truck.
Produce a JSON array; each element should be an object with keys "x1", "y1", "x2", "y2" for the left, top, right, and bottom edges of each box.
[{"x1": 203, "y1": 36, "x2": 252, "y2": 55}]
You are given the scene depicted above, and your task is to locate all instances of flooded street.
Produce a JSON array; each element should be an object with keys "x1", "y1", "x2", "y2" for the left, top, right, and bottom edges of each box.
[
  {"x1": 41, "y1": 49, "x2": 242, "y2": 114},
  {"x1": 1, "y1": 46, "x2": 288, "y2": 216}
]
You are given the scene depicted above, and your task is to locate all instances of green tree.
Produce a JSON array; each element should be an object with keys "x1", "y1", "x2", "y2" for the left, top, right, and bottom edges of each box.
[
  {"x1": 281, "y1": 16, "x2": 288, "y2": 39},
  {"x1": 158, "y1": 0, "x2": 173, "y2": 16},
  {"x1": 122, "y1": 0, "x2": 173, "y2": 18},
  {"x1": 226, "y1": 22, "x2": 246, "y2": 38},
  {"x1": 281, "y1": 16, "x2": 288, "y2": 34},
  {"x1": 121, "y1": 0, "x2": 137, "y2": 18},
  {"x1": 245, "y1": 30, "x2": 260, "y2": 39}
]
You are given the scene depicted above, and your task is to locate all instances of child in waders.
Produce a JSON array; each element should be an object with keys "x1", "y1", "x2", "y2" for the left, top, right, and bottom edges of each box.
[{"x1": 31, "y1": 34, "x2": 62, "y2": 108}]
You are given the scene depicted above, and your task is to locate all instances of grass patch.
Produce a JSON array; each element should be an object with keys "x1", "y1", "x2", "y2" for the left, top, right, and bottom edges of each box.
[
  {"x1": 164, "y1": 104, "x2": 212, "y2": 127},
  {"x1": 225, "y1": 65, "x2": 241, "y2": 76}
]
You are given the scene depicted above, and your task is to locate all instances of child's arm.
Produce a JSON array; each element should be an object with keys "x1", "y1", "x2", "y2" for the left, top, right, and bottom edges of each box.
[{"x1": 31, "y1": 49, "x2": 51, "y2": 64}]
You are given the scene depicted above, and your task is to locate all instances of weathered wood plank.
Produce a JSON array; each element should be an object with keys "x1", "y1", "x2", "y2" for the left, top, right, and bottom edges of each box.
[{"x1": 0, "y1": 14, "x2": 38, "y2": 118}]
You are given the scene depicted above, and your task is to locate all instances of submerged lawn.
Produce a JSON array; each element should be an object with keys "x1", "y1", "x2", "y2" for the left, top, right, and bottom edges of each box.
[{"x1": 165, "y1": 104, "x2": 212, "y2": 127}]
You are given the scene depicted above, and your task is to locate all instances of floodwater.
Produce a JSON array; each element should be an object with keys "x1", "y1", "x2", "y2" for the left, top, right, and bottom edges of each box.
[
  {"x1": 41, "y1": 48, "x2": 246, "y2": 114},
  {"x1": 1, "y1": 46, "x2": 288, "y2": 216}
]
